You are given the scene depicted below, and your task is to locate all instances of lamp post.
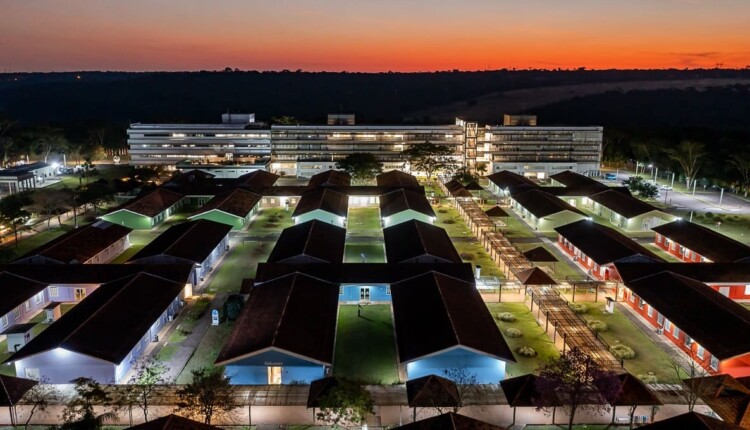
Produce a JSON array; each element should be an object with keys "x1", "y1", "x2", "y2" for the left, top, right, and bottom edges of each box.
[
  {"x1": 671, "y1": 172, "x2": 675, "y2": 189},
  {"x1": 719, "y1": 188, "x2": 724, "y2": 206}
]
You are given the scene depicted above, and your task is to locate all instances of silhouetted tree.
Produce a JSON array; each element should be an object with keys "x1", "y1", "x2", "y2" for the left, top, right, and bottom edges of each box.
[
  {"x1": 175, "y1": 367, "x2": 237, "y2": 425},
  {"x1": 335, "y1": 153, "x2": 383, "y2": 184}
]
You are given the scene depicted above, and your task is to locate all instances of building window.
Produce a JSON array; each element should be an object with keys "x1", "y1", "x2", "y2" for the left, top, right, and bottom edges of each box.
[
  {"x1": 697, "y1": 345, "x2": 705, "y2": 359},
  {"x1": 710, "y1": 355, "x2": 719, "y2": 371},
  {"x1": 638, "y1": 298, "x2": 645, "y2": 309},
  {"x1": 34, "y1": 292, "x2": 43, "y2": 304},
  {"x1": 664, "y1": 319, "x2": 672, "y2": 331},
  {"x1": 339, "y1": 286, "x2": 343, "y2": 295},
  {"x1": 386, "y1": 286, "x2": 391, "y2": 295},
  {"x1": 657, "y1": 313, "x2": 664, "y2": 326},
  {"x1": 745, "y1": 285, "x2": 750, "y2": 296},
  {"x1": 647, "y1": 306, "x2": 654, "y2": 317},
  {"x1": 629, "y1": 293, "x2": 635, "y2": 303},
  {"x1": 24, "y1": 301, "x2": 31, "y2": 312},
  {"x1": 49, "y1": 286, "x2": 59, "y2": 297},
  {"x1": 1, "y1": 315, "x2": 7, "y2": 328},
  {"x1": 673, "y1": 327, "x2": 680, "y2": 338}
]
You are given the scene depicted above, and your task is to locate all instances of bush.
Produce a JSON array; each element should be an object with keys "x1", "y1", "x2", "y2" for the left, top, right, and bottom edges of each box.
[
  {"x1": 610, "y1": 344, "x2": 636, "y2": 359},
  {"x1": 569, "y1": 303, "x2": 588, "y2": 314},
  {"x1": 517, "y1": 346, "x2": 537, "y2": 357},
  {"x1": 498, "y1": 312, "x2": 516, "y2": 322},
  {"x1": 505, "y1": 328, "x2": 523, "y2": 338},
  {"x1": 438, "y1": 208, "x2": 449, "y2": 214},
  {"x1": 588, "y1": 320, "x2": 608, "y2": 332},
  {"x1": 638, "y1": 372, "x2": 658, "y2": 384},
  {"x1": 443, "y1": 219, "x2": 456, "y2": 225}
]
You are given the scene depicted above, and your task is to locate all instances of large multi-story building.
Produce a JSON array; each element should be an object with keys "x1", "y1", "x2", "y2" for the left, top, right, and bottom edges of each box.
[{"x1": 128, "y1": 113, "x2": 602, "y2": 178}]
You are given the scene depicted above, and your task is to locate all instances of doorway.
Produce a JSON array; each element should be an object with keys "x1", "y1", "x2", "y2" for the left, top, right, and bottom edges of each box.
[
  {"x1": 359, "y1": 287, "x2": 370, "y2": 303},
  {"x1": 74, "y1": 288, "x2": 86, "y2": 301},
  {"x1": 267, "y1": 366, "x2": 282, "y2": 385}
]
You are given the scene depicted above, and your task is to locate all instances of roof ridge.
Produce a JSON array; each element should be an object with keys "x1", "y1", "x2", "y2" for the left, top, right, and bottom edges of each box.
[
  {"x1": 160, "y1": 220, "x2": 202, "y2": 256},
  {"x1": 269, "y1": 273, "x2": 300, "y2": 348},
  {"x1": 432, "y1": 272, "x2": 462, "y2": 347}
]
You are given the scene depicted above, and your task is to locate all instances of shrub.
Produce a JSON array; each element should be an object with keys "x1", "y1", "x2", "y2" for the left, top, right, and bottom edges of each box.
[
  {"x1": 517, "y1": 346, "x2": 537, "y2": 357},
  {"x1": 638, "y1": 373, "x2": 658, "y2": 384},
  {"x1": 705, "y1": 212, "x2": 714, "y2": 218},
  {"x1": 588, "y1": 320, "x2": 608, "y2": 332},
  {"x1": 505, "y1": 328, "x2": 523, "y2": 338},
  {"x1": 569, "y1": 303, "x2": 588, "y2": 314},
  {"x1": 438, "y1": 208, "x2": 449, "y2": 214},
  {"x1": 498, "y1": 312, "x2": 516, "y2": 322},
  {"x1": 610, "y1": 344, "x2": 636, "y2": 359},
  {"x1": 443, "y1": 219, "x2": 456, "y2": 224}
]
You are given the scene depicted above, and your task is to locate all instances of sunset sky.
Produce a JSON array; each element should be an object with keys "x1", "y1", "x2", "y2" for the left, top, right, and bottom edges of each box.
[{"x1": 2, "y1": 0, "x2": 749, "y2": 72}]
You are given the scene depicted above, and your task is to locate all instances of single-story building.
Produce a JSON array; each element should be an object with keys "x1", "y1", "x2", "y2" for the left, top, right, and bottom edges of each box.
[
  {"x1": 509, "y1": 188, "x2": 587, "y2": 231},
  {"x1": 555, "y1": 220, "x2": 663, "y2": 280},
  {"x1": 5, "y1": 272, "x2": 190, "y2": 383},
  {"x1": 188, "y1": 188, "x2": 262, "y2": 230},
  {"x1": 549, "y1": 170, "x2": 603, "y2": 189},
  {"x1": 379, "y1": 188, "x2": 436, "y2": 227},
  {"x1": 394, "y1": 412, "x2": 506, "y2": 430},
  {"x1": 292, "y1": 188, "x2": 349, "y2": 227},
  {"x1": 13, "y1": 221, "x2": 132, "y2": 264},
  {"x1": 127, "y1": 219, "x2": 232, "y2": 285},
  {"x1": 619, "y1": 270, "x2": 750, "y2": 377},
  {"x1": 234, "y1": 170, "x2": 280, "y2": 194},
  {"x1": 653, "y1": 220, "x2": 750, "y2": 263},
  {"x1": 589, "y1": 190, "x2": 674, "y2": 231},
  {"x1": 377, "y1": 170, "x2": 421, "y2": 188},
  {"x1": 391, "y1": 272, "x2": 515, "y2": 383},
  {"x1": 267, "y1": 220, "x2": 346, "y2": 264},
  {"x1": 383, "y1": 220, "x2": 462, "y2": 263},
  {"x1": 0, "y1": 162, "x2": 56, "y2": 194},
  {"x1": 486, "y1": 170, "x2": 538, "y2": 197},
  {"x1": 639, "y1": 412, "x2": 744, "y2": 430},
  {"x1": 306, "y1": 170, "x2": 352, "y2": 188},
  {"x1": 0, "y1": 273, "x2": 49, "y2": 336},
  {"x1": 101, "y1": 188, "x2": 186, "y2": 229},
  {"x1": 216, "y1": 273, "x2": 340, "y2": 385}
]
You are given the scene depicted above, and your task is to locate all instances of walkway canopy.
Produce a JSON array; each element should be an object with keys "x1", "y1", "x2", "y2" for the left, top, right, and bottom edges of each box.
[
  {"x1": 485, "y1": 206, "x2": 509, "y2": 218},
  {"x1": 515, "y1": 267, "x2": 557, "y2": 286},
  {"x1": 406, "y1": 374, "x2": 460, "y2": 408}
]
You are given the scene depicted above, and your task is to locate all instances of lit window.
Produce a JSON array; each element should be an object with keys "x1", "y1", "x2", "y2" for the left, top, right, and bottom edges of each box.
[{"x1": 710, "y1": 356, "x2": 719, "y2": 371}]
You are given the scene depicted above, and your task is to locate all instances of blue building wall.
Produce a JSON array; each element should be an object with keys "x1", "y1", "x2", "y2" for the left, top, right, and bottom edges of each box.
[
  {"x1": 405, "y1": 348, "x2": 506, "y2": 384},
  {"x1": 1, "y1": 289, "x2": 49, "y2": 333},
  {"x1": 338, "y1": 285, "x2": 391, "y2": 303},
  {"x1": 224, "y1": 350, "x2": 327, "y2": 385}
]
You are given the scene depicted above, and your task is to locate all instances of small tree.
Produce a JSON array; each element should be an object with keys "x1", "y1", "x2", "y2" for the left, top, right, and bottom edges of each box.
[
  {"x1": 124, "y1": 358, "x2": 169, "y2": 423},
  {"x1": 666, "y1": 140, "x2": 706, "y2": 187},
  {"x1": 676, "y1": 361, "x2": 708, "y2": 413},
  {"x1": 60, "y1": 377, "x2": 117, "y2": 430},
  {"x1": 442, "y1": 368, "x2": 480, "y2": 414},
  {"x1": 175, "y1": 367, "x2": 237, "y2": 425},
  {"x1": 730, "y1": 154, "x2": 750, "y2": 197},
  {"x1": 622, "y1": 176, "x2": 659, "y2": 200},
  {"x1": 535, "y1": 348, "x2": 622, "y2": 430},
  {"x1": 451, "y1": 167, "x2": 478, "y2": 186},
  {"x1": 402, "y1": 141, "x2": 455, "y2": 180},
  {"x1": 22, "y1": 380, "x2": 59, "y2": 430},
  {"x1": 335, "y1": 153, "x2": 383, "y2": 184},
  {"x1": 0, "y1": 192, "x2": 32, "y2": 245},
  {"x1": 316, "y1": 379, "x2": 374, "y2": 428}
]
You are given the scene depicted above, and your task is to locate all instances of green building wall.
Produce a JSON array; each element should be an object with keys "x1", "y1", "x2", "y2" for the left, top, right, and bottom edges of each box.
[
  {"x1": 189, "y1": 211, "x2": 246, "y2": 230},
  {"x1": 383, "y1": 210, "x2": 433, "y2": 228},
  {"x1": 101, "y1": 210, "x2": 155, "y2": 230}
]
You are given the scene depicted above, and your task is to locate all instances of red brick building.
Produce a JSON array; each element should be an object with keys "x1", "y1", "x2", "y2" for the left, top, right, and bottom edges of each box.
[{"x1": 653, "y1": 220, "x2": 750, "y2": 264}]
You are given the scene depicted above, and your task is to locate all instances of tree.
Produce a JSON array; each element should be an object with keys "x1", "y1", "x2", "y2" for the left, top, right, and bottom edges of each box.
[
  {"x1": 730, "y1": 154, "x2": 750, "y2": 197},
  {"x1": 666, "y1": 140, "x2": 706, "y2": 187},
  {"x1": 451, "y1": 166, "x2": 478, "y2": 186},
  {"x1": 0, "y1": 192, "x2": 33, "y2": 246},
  {"x1": 0, "y1": 117, "x2": 16, "y2": 167},
  {"x1": 402, "y1": 141, "x2": 455, "y2": 180},
  {"x1": 622, "y1": 176, "x2": 659, "y2": 200},
  {"x1": 335, "y1": 153, "x2": 383, "y2": 184},
  {"x1": 175, "y1": 367, "x2": 237, "y2": 425},
  {"x1": 675, "y1": 361, "x2": 708, "y2": 413},
  {"x1": 315, "y1": 379, "x2": 374, "y2": 428},
  {"x1": 475, "y1": 162, "x2": 488, "y2": 176},
  {"x1": 535, "y1": 348, "x2": 622, "y2": 430},
  {"x1": 77, "y1": 179, "x2": 114, "y2": 216},
  {"x1": 29, "y1": 131, "x2": 67, "y2": 164},
  {"x1": 442, "y1": 368, "x2": 480, "y2": 414},
  {"x1": 60, "y1": 377, "x2": 117, "y2": 430},
  {"x1": 22, "y1": 379, "x2": 59, "y2": 430},
  {"x1": 123, "y1": 358, "x2": 169, "y2": 423},
  {"x1": 29, "y1": 189, "x2": 69, "y2": 229}
]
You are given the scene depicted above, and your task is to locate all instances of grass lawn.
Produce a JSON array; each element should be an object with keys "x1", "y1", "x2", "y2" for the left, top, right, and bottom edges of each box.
[
  {"x1": 176, "y1": 323, "x2": 234, "y2": 384},
  {"x1": 453, "y1": 241, "x2": 504, "y2": 278},
  {"x1": 2, "y1": 225, "x2": 73, "y2": 259},
  {"x1": 642, "y1": 243, "x2": 682, "y2": 262},
  {"x1": 432, "y1": 204, "x2": 473, "y2": 237},
  {"x1": 345, "y1": 242, "x2": 385, "y2": 263},
  {"x1": 248, "y1": 208, "x2": 294, "y2": 236},
  {"x1": 486, "y1": 303, "x2": 559, "y2": 378},
  {"x1": 48, "y1": 165, "x2": 132, "y2": 190},
  {"x1": 156, "y1": 344, "x2": 179, "y2": 362},
  {"x1": 347, "y1": 207, "x2": 382, "y2": 237},
  {"x1": 204, "y1": 242, "x2": 271, "y2": 294},
  {"x1": 110, "y1": 245, "x2": 144, "y2": 263},
  {"x1": 501, "y1": 215, "x2": 536, "y2": 239},
  {"x1": 333, "y1": 305, "x2": 399, "y2": 384},
  {"x1": 577, "y1": 303, "x2": 682, "y2": 383}
]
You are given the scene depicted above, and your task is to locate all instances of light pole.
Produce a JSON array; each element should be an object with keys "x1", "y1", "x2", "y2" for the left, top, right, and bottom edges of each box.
[
  {"x1": 719, "y1": 188, "x2": 724, "y2": 206},
  {"x1": 654, "y1": 167, "x2": 658, "y2": 181},
  {"x1": 664, "y1": 188, "x2": 670, "y2": 205},
  {"x1": 692, "y1": 179, "x2": 697, "y2": 197},
  {"x1": 671, "y1": 172, "x2": 675, "y2": 189}
]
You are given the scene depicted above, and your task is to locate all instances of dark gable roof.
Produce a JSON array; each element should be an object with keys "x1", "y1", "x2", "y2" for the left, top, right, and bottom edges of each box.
[
  {"x1": 267, "y1": 220, "x2": 346, "y2": 264},
  {"x1": 307, "y1": 170, "x2": 351, "y2": 188},
  {"x1": 235, "y1": 170, "x2": 280, "y2": 193},
  {"x1": 383, "y1": 220, "x2": 462, "y2": 263},
  {"x1": 377, "y1": 170, "x2": 420, "y2": 188},
  {"x1": 615, "y1": 262, "x2": 750, "y2": 284},
  {"x1": 624, "y1": 271, "x2": 750, "y2": 360},
  {"x1": 511, "y1": 188, "x2": 584, "y2": 218},
  {"x1": 485, "y1": 206, "x2": 509, "y2": 217},
  {"x1": 640, "y1": 412, "x2": 744, "y2": 430},
  {"x1": 683, "y1": 375, "x2": 750, "y2": 428},
  {"x1": 292, "y1": 188, "x2": 349, "y2": 218},
  {"x1": 394, "y1": 412, "x2": 505, "y2": 430},
  {"x1": 0, "y1": 264, "x2": 194, "y2": 286},
  {"x1": 6, "y1": 273, "x2": 185, "y2": 364},
  {"x1": 652, "y1": 220, "x2": 750, "y2": 263},
  {"x1": 514, "y1": 267, "x2": 557, "y2": 285},
  {"x1": 611, "y1": 373, "x2": 662, "y2": 406},
  {"x1": 500, "y1": 374, "x2": 543, "y2": 408},
  {"x1": 191, "y1": 188, "x2": 261, "y2": 218},
  {"x1": 255, "y1": 263, "x2": 475, "y2": 285},
  {"x1": 391, "y1": 272, "x2": 515, "y2": 363},
  {"x1": 0, "y1": 272, "x2": 49, "y2": 317},
  {"x1": 522, "y1": 246, "x2": 558, "y2": 263},
  {"x1": 444, "y1": 180, "x2": 473, "y2": 198},
  {"x1": 129, "y1": 219, "x2": 231, "y2": 264},
  {"x1": 406, "y1": 374, "x2": 460, "y2": 408},
  {"x1": 126, "y1": 414, "x2": 221, "y2": 430},
  {"x1": 464, "y1": 181, "x2": 484, "y2": 191},
  {"x1": 555, "y1": 220, "x2": 663, "y2": 265},
  {"x1": 119, "y1": 188, "x2": 185, "y2": 218},
  {"x1": 590, "y1": 189, "x2": 661, "y2": 218},
  {"x1": 542, "y1": 185, "x2": 631, "y2": 198},
  {"x1": 0, "y1": 375, "x2": 38, "y2": 407},
  {"x1": 550, "y1": 170, "x2": 603, "y2": 188},
  {"x1": 216, "y1": 273, "x2": 340, "y2": 366},
  {"x1": 379, "y1": 188, "x2": 436, "y2": 219},
  {"x1": 162, "y1": 170, "x2": 226, "y2": 196},
  {"x1": 16, "y1": 221, "x2": 132, "y2": 264},
  {"x1": 487, "y1": 170, "x2": 537, "y2": 189}
]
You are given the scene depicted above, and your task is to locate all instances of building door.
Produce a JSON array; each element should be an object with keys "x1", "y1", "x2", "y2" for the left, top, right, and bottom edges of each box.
[
  {"x1": 719, "y1": 287, "x2": 730, "y2": 297},
  {"x1": 267, "y1": 366, "x2": 282, "y2": 385},
  {"x1": 359, "y1": 287, "x2": 370, "y2": 303},
  {"x1": 74, "y1": 288, "x2": 86, "y2": 301}
]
